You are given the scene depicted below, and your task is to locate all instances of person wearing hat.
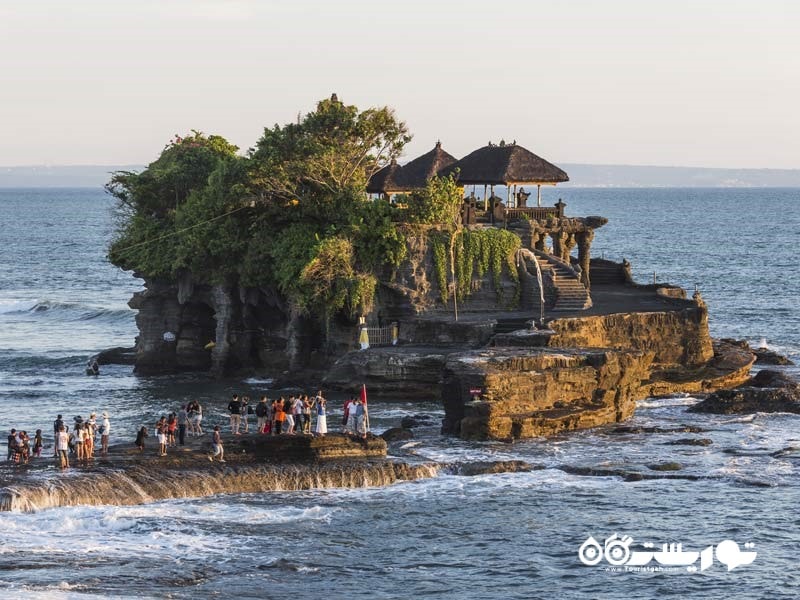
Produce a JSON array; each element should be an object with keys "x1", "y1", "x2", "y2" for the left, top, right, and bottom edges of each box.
[{"x1": 100, "y1": 411, "x2": 110, "y2": 455}]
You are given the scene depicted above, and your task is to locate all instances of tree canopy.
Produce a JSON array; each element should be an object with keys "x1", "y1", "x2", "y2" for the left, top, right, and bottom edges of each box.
[
  {"x1": 107, "y1": 95, "x2": 519, "y2": 328},
  {"x1": 108, "y1": 96, "x2": 418, "y2": 324}
]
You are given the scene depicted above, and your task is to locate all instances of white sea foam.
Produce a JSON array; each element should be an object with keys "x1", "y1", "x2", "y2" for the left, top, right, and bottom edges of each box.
[
  {"x1": 0, "y1": 299, "x2": 38, "y2": 315},
  {"x1": 637, "y1": 395, "x2": 700, "y2": 409},
  {"x1": 242, "y1": 377, "x2": 274, "y2": 385},
  {"x1": 0, "y1": 500, "x2": 339, "y2": 562}
]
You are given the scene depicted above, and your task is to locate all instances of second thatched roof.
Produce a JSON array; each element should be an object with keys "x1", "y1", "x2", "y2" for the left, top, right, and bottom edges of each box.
[
  {"x1": 441, "y1": 143, "x2": 569, "y2": 186},
  {"x1": 366, "y1": 159, "x2": 404, "y2": 194},
  {"x1": 367, "y1": 142, "x2": 457, "y2": 193}
]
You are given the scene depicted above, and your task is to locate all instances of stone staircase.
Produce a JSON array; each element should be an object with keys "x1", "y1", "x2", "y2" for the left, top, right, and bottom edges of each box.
[
  {"x1": 494, "y1": 317, "x2": 534, "y2": 334},
  {"x1": 588, "y1": 258, "x2": 628, "y2": 286},
  {"x1": 534, "y1": 251, "x2": 592, "y2": 312}
]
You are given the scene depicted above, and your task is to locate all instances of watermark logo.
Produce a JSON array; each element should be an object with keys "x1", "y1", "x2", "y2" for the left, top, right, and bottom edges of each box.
[{"x1": 578, "y1": 534, "x2": 757, "y2": 573}]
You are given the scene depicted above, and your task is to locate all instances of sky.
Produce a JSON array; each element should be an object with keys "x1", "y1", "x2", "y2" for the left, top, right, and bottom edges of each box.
[{"x1": 1, "y1": 0, "x2": 799, "y2": 169}]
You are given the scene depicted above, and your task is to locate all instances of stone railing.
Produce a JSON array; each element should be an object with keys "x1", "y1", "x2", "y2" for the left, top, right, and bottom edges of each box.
[{"x1": 505, "y1": 205, "x2": 564, "y2": 222}]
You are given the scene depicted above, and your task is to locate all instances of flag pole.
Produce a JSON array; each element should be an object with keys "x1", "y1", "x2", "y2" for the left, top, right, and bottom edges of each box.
[{"x1": 361, "y1": 383, "x2": 370, "y2": 434}]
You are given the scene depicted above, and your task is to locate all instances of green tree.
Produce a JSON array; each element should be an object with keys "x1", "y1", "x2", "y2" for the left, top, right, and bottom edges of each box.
[{"x1": 107, "y1": 96, "x2": 413, "y2": 337}]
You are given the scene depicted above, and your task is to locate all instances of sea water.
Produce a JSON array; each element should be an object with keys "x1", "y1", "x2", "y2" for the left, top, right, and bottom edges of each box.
[{"x1": 0, "y1": 187, "x2": 798, "y2": 598}]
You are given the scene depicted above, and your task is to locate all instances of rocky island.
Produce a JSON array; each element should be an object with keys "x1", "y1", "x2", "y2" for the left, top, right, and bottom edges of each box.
[{"x1": 106, "y1": 95, "x2": 755, "y2": 442}]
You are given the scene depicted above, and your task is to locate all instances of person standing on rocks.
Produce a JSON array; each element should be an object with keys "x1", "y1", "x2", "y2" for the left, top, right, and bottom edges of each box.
[
  {"x1": 83, "y1": 422, "x2": 94, "y2": 460},
  {"x1": 33, "y1": 429, "x2": 43, "y2": 457},
  {"x1": 241, "y1": 396, "x2": 250, "y2": 434},
  {"x1": 177, "y1": 405, "x2": 188, "y2": 445},
  {"x1": 292, "y1": 395, "x2": 303, "y2": 434},
  {"x1": 208, "y1": 425, "x2": 225, "y2": 463},
  {"x1": 353, "y1": 398, "x2": 367, "y2": 439},
  {"x1": 100, "y1": 411, "x2": 110, "y2": 455},
  {"x1": 55, "y1": 425, "x2": 70, "y2": 468},
  {"x1": 283, "y1": 397, "x2": 295, "y2": 434},
  {"x1": 135, "y1": 426, "x2": 148, "y2": 451},
  {"x1": 189, "y1": 400, "x2": 203, "y2": 436},
  {"x1": 166, "y1": 413, "x2": 177, "y2": 446},
  {"x1": 342, "y1": 397, "x2": 353, "y2": 434},
  {"x1": 273, "y1": 398, "x2": 286, "y2": 435},
  {"x1": 74, "y1": 419, "x2": 86, "y2": 462},
  {"x1": 156, "y1": 416, "x2": 168, "y2": 456},
  {"x1": 255, "y1": 396, "x2": 269, "y2": 434},
  {"x1": 314, "y1": 395, "x2": 327, "y2": 437},
  {"x1": 228, "y1": 394, "x2": 242, "y2": 435},
  {"x1": 7, "y1": 428, "x2": 16, "y2": 461},
  {"x1": 302, "y1": 395, "x2": 312, "y2": 434},
  {"x1": 53, "y1": 415, "x2": 64, "y2": 457}
]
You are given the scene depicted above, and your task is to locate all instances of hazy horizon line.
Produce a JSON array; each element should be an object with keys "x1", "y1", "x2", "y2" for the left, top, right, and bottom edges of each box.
[{"x1": 3, "y1": 162, "x2": 800, "y2": 172}]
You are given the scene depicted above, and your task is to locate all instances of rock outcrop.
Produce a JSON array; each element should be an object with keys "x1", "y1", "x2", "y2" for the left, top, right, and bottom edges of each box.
[
  {"x1": 545, "y1": 307, "x2": 714, "y2": 367},
  {"x1": 689, "y1": 369, "x2": 800, "y2": 415},
  {"x1": 441, "y1": 347, "x2": 654, "y2": 440}
]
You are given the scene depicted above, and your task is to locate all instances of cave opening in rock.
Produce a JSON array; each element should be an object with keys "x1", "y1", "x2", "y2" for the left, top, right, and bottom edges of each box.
[{"x1": 176, "y1": 302, "x2": 217, "y2": 371}]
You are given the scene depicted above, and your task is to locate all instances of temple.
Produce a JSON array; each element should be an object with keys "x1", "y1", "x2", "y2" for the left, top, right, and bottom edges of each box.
[{"x1": 368, "y1": 140, "x2": 604, "y2": 313}]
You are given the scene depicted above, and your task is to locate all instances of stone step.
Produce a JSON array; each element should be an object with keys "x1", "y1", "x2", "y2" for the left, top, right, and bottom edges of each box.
[
  {"x1": 532, "y1": 252, "x2": 591, "y2": 311},
  {"x1": 494, "y1": 318, "x2": 533, "y2": 334}
]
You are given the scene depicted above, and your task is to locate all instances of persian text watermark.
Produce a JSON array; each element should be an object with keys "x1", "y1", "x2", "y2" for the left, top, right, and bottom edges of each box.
[{"x1": 578, "y1": 534, "x2": 756, "y2": 573}]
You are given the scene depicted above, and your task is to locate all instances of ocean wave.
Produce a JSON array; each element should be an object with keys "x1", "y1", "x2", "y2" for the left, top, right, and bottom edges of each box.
[
  {"x1": 0, "y1": 299, "x2": 132, "y2": 323},
  {"x1": 0, "y1": 354, "x2": 89, "y2": 370},
  {"x1": 0, "y1": 299, "x2": 38, "y2": 314}
]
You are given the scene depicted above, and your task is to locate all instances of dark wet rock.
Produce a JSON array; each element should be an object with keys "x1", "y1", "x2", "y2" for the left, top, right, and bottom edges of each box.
[
  {"x1": 609, "y1": 425, "x2": 708, "y2": 434},
  {"x1": 750, "y1": 369, "x2": 798, "y2": 388},
  {"x1": 93, "y1": 346, "x2": 137, "y2": 366},
  {"x1": 753, "y1": 347, "x2": 795, "y2": 366},
  {"x1": 557, "y1": 465, "x2": 700, "y2": 482},
  {"x1": 258, "y1": 559, "x2": 309, "y2": 572},
  {"x1": 770, "y1": 446, "x2": 800, "y2": 458},
  {"x1": 666, "y1": 438, "x2": 712, "y2": 446},
  {"x1": 401, "y1": 414, "x2": 436, "y2": 429},
  {"x1": 647, "y1": 461, "x2": 682, "y2": 471},
  {"x1": 689, "y1": 385, "x2": 800, "y2": 415},
  {"x1": 381, "y1": 427, "x2": 414, "y2": 442},
  {"x1": 453, "y1": 460, "x2": 537, "y2": 476}
]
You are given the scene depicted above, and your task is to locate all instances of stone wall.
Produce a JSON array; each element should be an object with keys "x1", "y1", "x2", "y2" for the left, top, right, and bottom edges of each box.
[
  {"x1": 545, "y1": 307, "x2": 714, "y2": 367},
  {"x1": 441, "y1": 348, "x2": 654, "y2": 440}
]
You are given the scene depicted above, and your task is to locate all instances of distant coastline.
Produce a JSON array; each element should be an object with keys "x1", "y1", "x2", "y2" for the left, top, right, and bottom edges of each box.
[{"x1": 2, "y1": 163, "x2": 800, "y2": 189}]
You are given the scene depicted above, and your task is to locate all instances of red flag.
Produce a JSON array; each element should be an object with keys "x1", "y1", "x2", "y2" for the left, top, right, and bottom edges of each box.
[{"x1": 360, "y1": 383, "x2": 367, "y2": 406}]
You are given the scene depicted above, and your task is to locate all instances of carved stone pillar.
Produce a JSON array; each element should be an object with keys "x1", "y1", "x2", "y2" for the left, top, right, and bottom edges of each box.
[
  {"x1": 564, "y1": 233, "x2": 577, "y2": 264},
  {"x1": 551, "y1": 230, "x2": 568, "y2": 262},
  {"x1": 577, "y1": 229, "x2": 594, "y2": 289},
  {"x1": 533, "y1": 230, "x2": 547, "y2": 252}
]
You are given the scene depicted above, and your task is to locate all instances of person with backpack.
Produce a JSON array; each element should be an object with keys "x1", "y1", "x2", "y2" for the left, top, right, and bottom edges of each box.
[
  {"x1": 255, "y1": 396, "x2": 269, "y2": 434},
  {"x1": 228, "y1": 394, "x2": 242, "y2": 435}
]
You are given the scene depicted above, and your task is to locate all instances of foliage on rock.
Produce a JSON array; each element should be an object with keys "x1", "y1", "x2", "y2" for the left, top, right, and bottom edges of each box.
[
  {"x1": 432, "y1": 228, "x2": 521, "y2": 306},
  {"x1": 107, "y1": 96, "x2": 410, "y2": 328}
]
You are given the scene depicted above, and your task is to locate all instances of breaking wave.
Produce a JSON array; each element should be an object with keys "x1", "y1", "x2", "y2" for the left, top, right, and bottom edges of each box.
[{"x1": 0, "y1": 299, "x2": 132, "y2": 323}]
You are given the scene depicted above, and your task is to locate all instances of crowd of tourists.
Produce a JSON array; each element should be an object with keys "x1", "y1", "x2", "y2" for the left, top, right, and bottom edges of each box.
[
  {"x1": 50, "y1": 412, "x2": 111, "y2": 468},
  {"x1": 227, "y1": 391, "x2": 333, "y2": 437},
  {"x1": 5, "y1": 389, "x2": 369, "y2": 469}
]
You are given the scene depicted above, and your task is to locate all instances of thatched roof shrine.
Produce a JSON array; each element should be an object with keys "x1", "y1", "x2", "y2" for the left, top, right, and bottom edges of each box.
[
  {"x1": 441, "y1": 142, "x2": 569, "y2": 186},
  {"x1": 367, "y1": 142, "x2": 456, "y2": 194},
  {"x1": 366, "y1": 159, "x2": 404, "y2": 194}
]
